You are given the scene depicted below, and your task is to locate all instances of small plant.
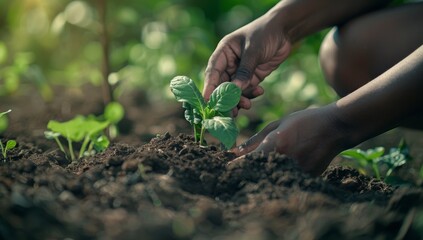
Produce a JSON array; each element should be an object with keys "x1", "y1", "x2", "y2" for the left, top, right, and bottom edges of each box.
[
  {"x1": 170, "y1": 76, "x2": 241, "y2": 149},
  {"x1": 45, "y1": 116, "x2": 111, "y2": 162},
  {"x1": 340, "y1": 140, "x2": 410, "y2": 181},
  {"x1": 44, "y1": 102, "x2": 124, "y2": 162},
  {"x1": 0, "y1": 110, "x2": 17, "y2": 160}
]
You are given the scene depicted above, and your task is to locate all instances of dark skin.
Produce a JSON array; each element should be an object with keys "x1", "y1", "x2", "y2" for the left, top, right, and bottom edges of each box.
[{"x1": 203, "y1": 0, "x2": 423, "y2": 175}]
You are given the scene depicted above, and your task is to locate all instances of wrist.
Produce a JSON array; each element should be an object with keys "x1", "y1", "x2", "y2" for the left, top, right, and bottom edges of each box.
[
  {"x1": 265, "y1": 0, "x2": 322, "y2": 44},
  {"x1": 322, "y1": 103, "x2": 364, "y2": 150},
  {"x1": 264, "y1": 1, "x2": 299, "y2": 44}
]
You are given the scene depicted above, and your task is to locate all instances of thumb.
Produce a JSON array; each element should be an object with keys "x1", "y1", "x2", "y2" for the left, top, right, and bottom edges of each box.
[
  {"x1": 230, "y1": 119, "x2": 281, "y2": 156},
  {"x1": 251, "y1": 130, "x2": 278, "y2": 155},
  {"x1": 232, "y1": 46, "x2": 258, "y2": 90}
]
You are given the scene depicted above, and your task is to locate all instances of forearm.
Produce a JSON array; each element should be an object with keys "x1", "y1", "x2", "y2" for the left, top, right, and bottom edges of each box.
[
  {"x1": 333, "y1": 45, "x2": 423, "y2": 146},
  {"x1": 267, "y1": 0, "x2": 392, "y2": 42}
]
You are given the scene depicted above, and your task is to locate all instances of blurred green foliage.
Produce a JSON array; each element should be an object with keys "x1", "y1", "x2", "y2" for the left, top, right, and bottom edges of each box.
[{"x1": 0, "y1": 0, "x2": 337, "y2": 129}]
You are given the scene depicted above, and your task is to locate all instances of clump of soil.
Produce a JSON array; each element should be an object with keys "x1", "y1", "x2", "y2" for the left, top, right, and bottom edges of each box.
[{"x1": 1, "y1": 133, "x2": 422, "y2": 240}]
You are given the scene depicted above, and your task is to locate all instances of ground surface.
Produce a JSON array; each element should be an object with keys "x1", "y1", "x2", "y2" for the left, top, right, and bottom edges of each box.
[{"x1": 1, "y1": 85, "x2": 423, "y2": 239}]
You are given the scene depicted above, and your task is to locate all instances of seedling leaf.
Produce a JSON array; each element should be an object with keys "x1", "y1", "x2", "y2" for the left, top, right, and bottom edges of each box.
[
  {"x1": 0, "y1": 109, "x2": 12, "y2": 118},
  {"x1": 79, "y1": 118, "x2": 110, "y2": 137},
  {"x1": 203, "y1": 116, "x2": 238, "y2": 149},
  {"x1": 170, "y1": 76, "x2": 206, "y2": 112},
  {"x1": 208, "y1": 82, "x2": 241, "y2": 112},
  {"x1": 365, "y1": 147, "x2": 385, "y2": 160},
  {"x1": 5, "y1": 140, "x2": 16, "y2": 150},
  {"x1": 44, "y1": 131, "x2": 61, "y2": 139},
  {"x1": 0, "y1": 110, "x2": 11, "y2": 134},
  {"x1": 183, "y1": 102, "x2": 202, "y2": 125},
  {"x1": 340, "y1": 149, "x2": 367, "y2": 160},
  {"x1": 47, "y1": 117, "x2": 86, "y2": 142},
  {"x1": 46, "y1": 115, "x2": 111, "y2": 161},
  {"x1": 104, "y1": 102, "x2": 125, "y2": 124},
  {"x1": 93, "y1": 135, "x2": 110, "y2": 152}
]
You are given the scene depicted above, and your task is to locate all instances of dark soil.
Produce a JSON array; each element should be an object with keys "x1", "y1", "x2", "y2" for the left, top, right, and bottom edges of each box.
[{"x1": 1, "y1": 85, "x2": 423, "y2": 240}]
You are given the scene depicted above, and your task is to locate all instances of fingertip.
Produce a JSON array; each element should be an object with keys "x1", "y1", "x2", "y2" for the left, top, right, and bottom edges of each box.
[
  {"x1": 253, "y1": 86, "x2": 264, "y2": 97},
  {"x1": 231, "y1": 79, "x2": 245, "y2": 90},
  {"x1": 229, "y1": 146, "x2": 241, "y2": 156},
  {"x1": 202, "y1": 86, "x2": 214, "y2": 101},
  {"x1": 238, "y1": 97, "x2": 251, "y2": 110}
]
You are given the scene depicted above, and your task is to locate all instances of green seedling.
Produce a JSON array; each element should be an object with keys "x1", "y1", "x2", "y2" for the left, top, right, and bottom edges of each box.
[
  {"x1": 0, "y1": 109, "x2": 16, "y2": 160},
  {"x1": 45, "y1": 115, "x2": 110, "y2": 161},
  {"x1": 44, "y1": 102, "x2": 124, "y2": 161},
  {"x1": 170, "y1": 76, "x2": 241, "y2": 149},
  {"x1": 340, "y1": 140, "x2": 410, "y2": 181}
]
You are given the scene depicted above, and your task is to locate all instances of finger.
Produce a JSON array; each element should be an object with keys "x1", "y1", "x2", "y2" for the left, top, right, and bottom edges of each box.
[
  {"x1": 204, "y1": 50, "x2": 229, "y2": 100},
  {"x1": 242, "y1": 85, "x2": 264, "y2": 99},
  {"x1": 238, "y1": 96, "x2": 251, "y2": 110},
  {"x1": 232, "y1": 46, "x2": 258, "y2": 91},
  {"x1": 204, "y1": 69, "x2": 221, "y2": 101},
  {"x1": 252, "y1": 131, "x2": 279, "y2": 155},
  {"x1": 226, "y1": 155, "x2": 247, "y2": 169},
  {"x1": 230, "y1": 119, "x2": 281, "y2": 156}
]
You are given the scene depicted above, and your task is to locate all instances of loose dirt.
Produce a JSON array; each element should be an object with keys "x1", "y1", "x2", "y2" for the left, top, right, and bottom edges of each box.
[{"x1": 1, "y1": 85, "x2": 423, "y2": 239}]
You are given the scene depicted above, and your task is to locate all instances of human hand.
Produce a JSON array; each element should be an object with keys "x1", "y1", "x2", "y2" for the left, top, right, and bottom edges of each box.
[
  {"x1": 230, "y1": 106, "x2": 350, "y2": 175},
  {"x1": 203, "y1": 13, "x2": 292, "y2": 116}
]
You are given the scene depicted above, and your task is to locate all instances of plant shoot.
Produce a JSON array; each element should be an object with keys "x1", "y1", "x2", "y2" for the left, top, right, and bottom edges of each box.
[
  {"x1": 170, "y1": 76, "x2": 241, "y2": 149},
  {"x1": 0, "y1": 109, "x2": 17, "y2": 160}
]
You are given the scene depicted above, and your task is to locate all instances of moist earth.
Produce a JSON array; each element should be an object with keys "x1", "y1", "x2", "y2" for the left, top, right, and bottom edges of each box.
[{"x1": 1, "y1": 86, "x2": 423, "y2": 239}]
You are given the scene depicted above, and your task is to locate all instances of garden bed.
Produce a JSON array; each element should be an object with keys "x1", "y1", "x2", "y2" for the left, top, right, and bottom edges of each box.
[{"x1": 1, "y1": 86, "x2": 423, "y2": 239}]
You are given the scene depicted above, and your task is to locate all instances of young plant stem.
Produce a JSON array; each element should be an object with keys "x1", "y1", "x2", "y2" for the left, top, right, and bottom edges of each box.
[
  {"x1": 88, "y1": 141, "x2": 94, "y2": 153},
  {"x1": 53, "y1": 136, "x2": 68, "y2": 159},
  {"x1": 68, "y1": 137, "x2": 76, "y2": 162},
  {"x1": 79, "y1": 136, "x2": 90, "y2": 159},
  {"x1": 199, "y1": 126, "x2": 206, "y2": 146},
  {"x1": 372, "y1": 162, "x2": 381, "y2": 180},
  {"x1": 193, "y1": 124, "x2": 202, "y2": 143},
  {"x1": 0, "y1": 141, "x2": 5, "y2": 158},
  {"x1": 193, "y1": 125, "x2": 198, "y2": 143}
]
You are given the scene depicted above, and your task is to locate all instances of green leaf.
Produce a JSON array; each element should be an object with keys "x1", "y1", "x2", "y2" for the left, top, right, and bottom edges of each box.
[
  {"x1": 5, "y1": 140, "x2": 16, "y2": 151},
  {"x1": 365, "y1": 147, "x2": 385, "y2": 160},
  {"x1": 47, "y1": 116, "x2": 109, "y2": 142},
  {"x1": 184, "y1": 105, "x2": 194, "y2": 124},
  {"x1": 93, "y1": 135, "x2": 110, "y2": 152},
  {"x1": 104, "y1": 102, "x2": 125, "y2": 124},
  {"x1": 0, "y1": 115, "x2": 8, "y2": 134},
  {"x1": 170, "y1": 76, "x2": 206, "y2": 112},
  {"x1": 44, "y1": 131, "x2": 61, "y2": 139},
  {"x1": 79, "y1": 118, "x2": 110, "y2": 137},
  {"x1": 203, "y1": 116, "x2": 238, "y2": 149},
  {"x1": 340, "y1": 149, "x2": 367, "y2": 160},
  {"x1": 208, "y1": 82, "x2": 241, "y2": 112},
  {"x1": 0, "y1": 110, "x2": 11, "y2": 134},
  {"x1": 0, "y1": 109, "x2": 11, "y2": 118},
  {"x1": 47, "y1": 117, "x2": 86, "y2": 142}
]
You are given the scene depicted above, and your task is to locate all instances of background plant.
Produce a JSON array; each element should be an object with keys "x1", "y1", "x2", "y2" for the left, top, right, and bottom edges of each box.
[
  {"x1": 0, "y1": 110, "x2": 17, "y2": 160},
  {"x1": 340, "y1": 140, "x2": 411, "y2": 181},
  {"x1": 0, "y1": 0, "x2": 341, "y2": 123},
  {"x1": 44, "y1": 102, "x2": 124, "y2": 161}
]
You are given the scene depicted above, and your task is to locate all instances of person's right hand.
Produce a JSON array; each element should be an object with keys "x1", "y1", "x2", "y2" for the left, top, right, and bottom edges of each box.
[
  {"x1": 230, "y1": 106, "x2": 351, "y2": 176},
  {"x1": 203, "y1": 11, "x2": 292, "y2": 116}
]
